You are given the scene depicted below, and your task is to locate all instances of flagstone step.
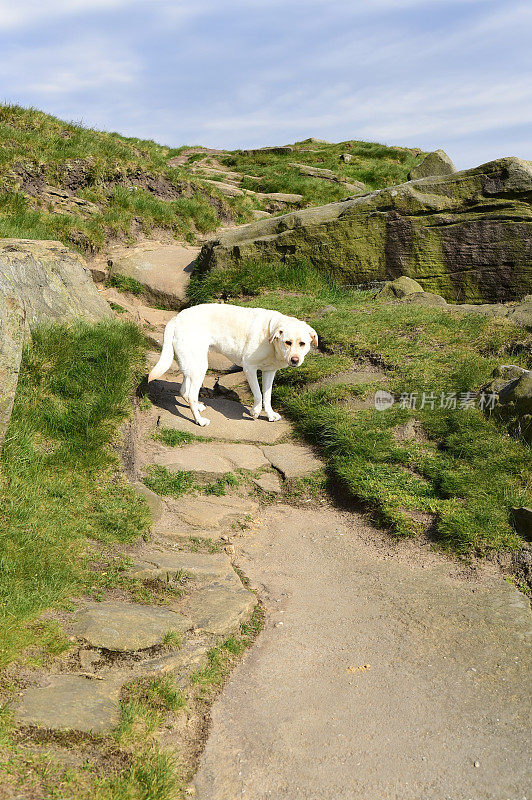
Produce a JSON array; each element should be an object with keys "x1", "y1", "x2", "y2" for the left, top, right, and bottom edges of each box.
[{"x1": 72, "y1": 602, "x2": 190, "y2": 652}]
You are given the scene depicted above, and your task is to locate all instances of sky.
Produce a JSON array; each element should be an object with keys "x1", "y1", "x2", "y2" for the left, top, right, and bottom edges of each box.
[{"x1": 0, "y1": 0, "x2": 530, "y2": 169}]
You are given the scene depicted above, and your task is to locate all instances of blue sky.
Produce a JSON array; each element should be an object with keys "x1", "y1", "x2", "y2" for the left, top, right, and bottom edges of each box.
[{"x1": 0, "y1": 0, "x2": 530, "y2": 168}]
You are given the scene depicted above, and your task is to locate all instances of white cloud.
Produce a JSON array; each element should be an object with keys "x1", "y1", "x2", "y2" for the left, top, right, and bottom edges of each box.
[
  {"x1": 3, "y1": 39, "x2": 140, "y2": 95},
  {"x1": 0, "y1": 0, "x2": 137, "y2": 30}
]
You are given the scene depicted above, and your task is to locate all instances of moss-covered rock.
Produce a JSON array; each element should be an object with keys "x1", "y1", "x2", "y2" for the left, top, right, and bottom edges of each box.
[
  {"x1": 407, "y1": 149, "x2": 456, "y2": 180},
  {"x1": 375, "y1": 275, "x2": 424, "y2": 298},
  {"x1": 197, "y1": 158, "x2": 532, "y2": 303}
]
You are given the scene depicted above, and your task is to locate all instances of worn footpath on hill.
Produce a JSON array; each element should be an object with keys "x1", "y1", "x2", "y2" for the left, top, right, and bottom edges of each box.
[{"x1": 96, "y1": 253, "x2": 531, "y2": 800}]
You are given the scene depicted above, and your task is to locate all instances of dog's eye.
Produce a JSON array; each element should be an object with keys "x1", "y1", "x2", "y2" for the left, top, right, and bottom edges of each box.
[
  {"x1": 299, "y1": 342, "x2": 305, "y2": 347},
  {"x1": 285, "y1": 340, "x2": 292, "y2": 346}
]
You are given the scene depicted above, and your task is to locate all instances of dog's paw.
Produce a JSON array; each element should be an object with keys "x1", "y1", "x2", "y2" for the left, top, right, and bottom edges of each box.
[
  {"x1": 197, "y1": 402, "x2": 206, "y2": 412},
  {"x1": 267, "y1": 411, "x2": 282, "y2": 422},
  {"x1": 196, "y1": 417, "x2": 210, "y2": 427},
  {"x1": 251, "y1": 404, "x2": 262, "y2": 419}
]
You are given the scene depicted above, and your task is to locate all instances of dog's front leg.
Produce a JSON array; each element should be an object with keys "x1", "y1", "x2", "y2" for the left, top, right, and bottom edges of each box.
[
  {"x1": 244, "y1": 366, "x2": 263, "y2": 419},
  {"x1": 262, "y1": 370, "x2": 281, "y2": 421}
]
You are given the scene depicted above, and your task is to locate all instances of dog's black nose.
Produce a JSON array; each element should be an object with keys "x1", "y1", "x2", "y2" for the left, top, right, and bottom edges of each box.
[{"x1": 290, "y1": 356, "x2": 300, "y2": 365}]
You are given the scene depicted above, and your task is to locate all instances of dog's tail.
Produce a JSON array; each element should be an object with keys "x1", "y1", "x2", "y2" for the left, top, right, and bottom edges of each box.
[{"x1": 148, "y1": 316, "x2": 177, "y2": 382}]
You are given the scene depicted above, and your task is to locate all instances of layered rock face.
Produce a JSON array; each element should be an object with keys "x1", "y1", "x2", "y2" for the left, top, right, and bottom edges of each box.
[
  {"x1": 0, "y1": 239, "x2": 111, "y2": 449},
  {"x1": 197, "y1": 157, "x2": 532, "y2": 303},
  {"x1": 0, "y1": 239, "x2": 111, "y2": 324}
]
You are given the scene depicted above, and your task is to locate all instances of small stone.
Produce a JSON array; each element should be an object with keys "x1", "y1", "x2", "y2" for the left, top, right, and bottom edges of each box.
[
  {"x1": 132, "y1": 481, "x2": 164, "y2": 523},
  {"x1": 474, "y1": 761, "x2": 480, "y2": 768},
  {"x1": 78, "y1": 649, "x2": 100, "y2": 670},
  {"x1": 261, "y1": 443, "x2": 322, "y2": 479},
  {"x1": 72, "y1": 602, "x2": 190, "y2": 651},
  {"x1": 186, "y1": 584, "x2": 255, "y2": 636},
  {"x1": 253, "y1": 472, "x2": 283, "y2": 494}
]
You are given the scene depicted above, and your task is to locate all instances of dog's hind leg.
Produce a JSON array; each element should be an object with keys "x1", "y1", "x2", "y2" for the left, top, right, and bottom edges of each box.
[{"x1": 182, "y1": 358, "x2": 209, "y2": 426}]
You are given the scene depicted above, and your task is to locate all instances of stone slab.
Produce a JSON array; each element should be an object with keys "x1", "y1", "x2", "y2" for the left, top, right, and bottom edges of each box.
[
  {"x1": 108, "y1": 242, "x2": 198, "y2": 308},
  {"x1": 0, "y1": 292, "x2": 25, "y2": 452},
  {"x1": 186, "y1": 584, "x2": 256, "y2": 636},
  {"x1": 171, "y1": 495, "x2": 259, "y2": 530},
  {"x1": 154, "y1": 445, "x2": 233, "y2": 477},
  {"x1": 128, "y1": 550, "x2": 234, "y2": 583},
  {"x1": 215, "y1": 443, "x2": 270, "y2": 471},
  {"x1": 148, "y1": 387, "x2": 290, "y2": 443},
  {"x1": 72, "y1": 602, "x2": 190, "y2": 651},
  {"x1": 253, "y1": 472, "x2": 283, "y2": 494},
  {"x1": 261, "y1": 443, "x2": 322, "y2": 478},
  {"x1": 155, "y1": 442, "x2": 269, "y2": 475},
  {"x1": 16, "y1": 675, "x2": 122, "y2": 734}
]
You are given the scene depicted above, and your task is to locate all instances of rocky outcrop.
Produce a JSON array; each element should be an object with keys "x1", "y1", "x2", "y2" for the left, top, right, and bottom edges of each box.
[
  {"x1": 481, "y1": 365, "x2": 532, "y2": 443},
  {"x1": 108, "y1": 242, "x2": 199, "y2": 308},
  {"x1": 0, "y1": 239, "x2": 111, "y2": 324},
  {"x1": 408, "y1": 149, "x2": 457, "y2": 180},
  {"x1": 197, "y1": 158, "x2": 532, "y2": 303},
  {"x1": 289, "y1": 162, "x2": 366, "y2": 193},
  {"x1": 0, "y1": 239, "x2": 111, "y2": 449}
]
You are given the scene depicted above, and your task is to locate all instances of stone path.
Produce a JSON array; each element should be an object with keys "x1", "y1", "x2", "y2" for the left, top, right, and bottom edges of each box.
[{"x1": 14, "y1": 293, "x2": 531, "y2": 798}]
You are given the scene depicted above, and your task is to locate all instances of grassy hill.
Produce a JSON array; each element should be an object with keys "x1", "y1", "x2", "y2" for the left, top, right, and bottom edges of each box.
[{"x1": 0, "y1": 104, "x2": 424, "y2": 253}]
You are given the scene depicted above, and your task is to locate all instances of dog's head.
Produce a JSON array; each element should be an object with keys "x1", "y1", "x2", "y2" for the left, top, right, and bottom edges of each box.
[{"x1": 268, "y1": 315, "x2": 318, "y2": 367}]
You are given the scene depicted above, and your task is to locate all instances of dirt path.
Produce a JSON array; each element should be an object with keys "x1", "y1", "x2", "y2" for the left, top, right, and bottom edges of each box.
[
  {"x1": 92, "y1": 256, "x2": 530, "y2": 798},
  {"x1": 194, "y1": 502, "x2": 530, "y2": 799}
]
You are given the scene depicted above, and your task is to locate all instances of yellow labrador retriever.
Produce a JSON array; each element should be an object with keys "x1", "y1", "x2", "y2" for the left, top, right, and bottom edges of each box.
[{"x1": 148, "y1": 303, "x2": 318, "y2": 426}]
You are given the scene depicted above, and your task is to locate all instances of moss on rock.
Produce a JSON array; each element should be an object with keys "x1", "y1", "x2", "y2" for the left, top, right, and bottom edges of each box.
[{"x1": 197, "y1": 158, "x2": 532, "y2": 303}]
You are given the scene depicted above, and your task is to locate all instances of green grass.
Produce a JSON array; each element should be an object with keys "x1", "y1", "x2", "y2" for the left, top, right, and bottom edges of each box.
[
  {"x1": 188, "y1": 256, "x2": 331, "y2": 304},
  {"x1": 108, "y1": 273, "x2": 145, "y2": 295},
  {"x1": 0, "y1": 319, "x2": 150, "y2": 668},
  {"x1": 223, "y1": 138, "x2": 423, "y2": 204},
  {"x1": 143, "y1": 465, "x2": 195, "y2": 498},
  {"x1": 152, "y1": 427, "x2": 206, "y2": 446},
  {"x1": 190, "y1": 270, "x2": 532, "y2": 556},
  {"x1": 0, "y1": 104, "x2": 424, "y2": 254},
  {"x1": 143, "y1": 465, "x2": 239, "y2": 498},
  {"x1": 190, "y1": 606, "x2": 264, "y2": 696}
]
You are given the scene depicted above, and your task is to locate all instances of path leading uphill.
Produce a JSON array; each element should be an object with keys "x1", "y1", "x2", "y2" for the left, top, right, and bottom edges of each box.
[
  {"x1": 145, "y1": 361, "x2": 531, "y2": 800},
  {"x1": 93, "y1": 256, "x2": 531, "y2": 799},
  {"x1": 144, "y1": 349, "x2": 531, "y2": 800}
]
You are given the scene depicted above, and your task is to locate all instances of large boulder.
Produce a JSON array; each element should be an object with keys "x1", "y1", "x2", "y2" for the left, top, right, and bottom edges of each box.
[
  {"x1": 0, "y1": 239, "x2": 111, "y2": 450},
  {"x1": 0, "y1": 239, "x2": 111, "y2": 324},
  {"x1": 375, "y1": 275, "x2": 424, "y2": 298},
  {"x1": 408, "y1": 149, "x2": 457, "y2": 180},
  {"x1": 197, "y1": 158, "x2": 532, "y2": 303}
]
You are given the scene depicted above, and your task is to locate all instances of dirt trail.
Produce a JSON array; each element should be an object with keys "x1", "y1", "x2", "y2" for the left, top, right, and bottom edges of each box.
[
  {"x1": 97, "y1": 249, "x2": 530, "y2": 799},
  {"x1": 194, "y1": 503, "x2": 530, "y2": 800}
]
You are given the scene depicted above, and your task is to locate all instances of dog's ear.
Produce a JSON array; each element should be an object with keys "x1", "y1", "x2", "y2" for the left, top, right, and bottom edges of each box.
[
  {"x1": 307, "y1": 326, "x2": 318, "y2": 347},
  {"x1": 268, "y1": 317, "x2": 282, "y2": 344}
]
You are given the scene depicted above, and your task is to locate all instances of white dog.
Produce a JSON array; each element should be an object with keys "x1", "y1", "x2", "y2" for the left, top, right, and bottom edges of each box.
[{"x1": 148, "y1": 303, "x2": 318, "y2": 426}]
